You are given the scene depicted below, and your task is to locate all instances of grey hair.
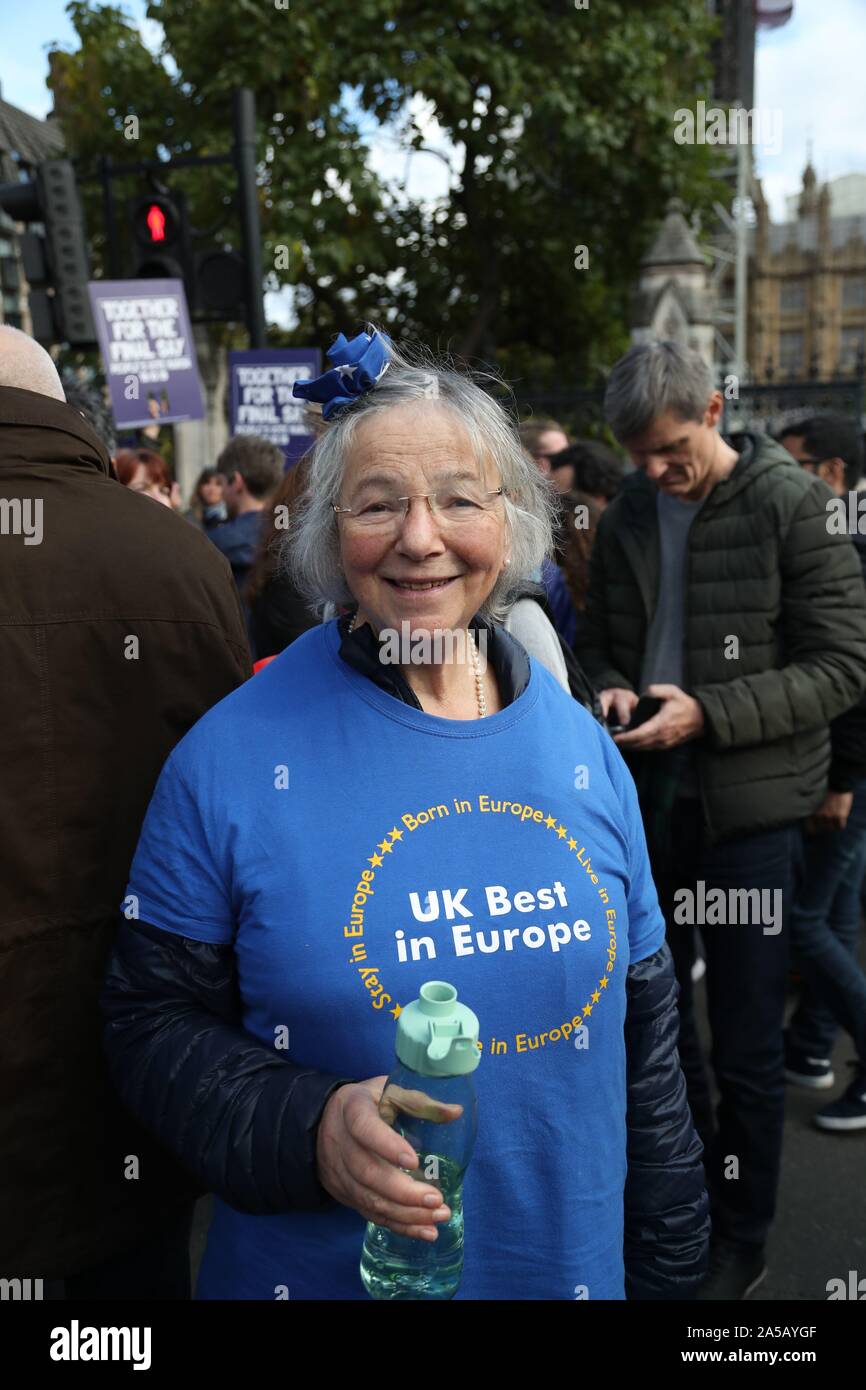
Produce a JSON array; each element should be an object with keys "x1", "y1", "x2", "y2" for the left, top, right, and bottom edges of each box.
[
  {"x1": 282, "y1": 334, "x2": 558, "y2": 624},
  {"x1": 604, "y1": 340, "x2": 715, "y2": 442}
]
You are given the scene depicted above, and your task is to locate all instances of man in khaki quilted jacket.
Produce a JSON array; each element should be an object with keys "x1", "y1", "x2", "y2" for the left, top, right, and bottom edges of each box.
[{"x1": 577, "y1": 340, "x2": 866, "y2": 1299}]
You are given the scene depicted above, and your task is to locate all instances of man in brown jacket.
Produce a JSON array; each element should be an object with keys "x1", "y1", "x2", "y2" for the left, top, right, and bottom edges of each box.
[{"x1": 0, "y1": 327, "x2": 252, "y2": 1296}]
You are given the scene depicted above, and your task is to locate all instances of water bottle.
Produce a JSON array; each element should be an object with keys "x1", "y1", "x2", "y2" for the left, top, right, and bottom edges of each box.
[{"x1": 360, "y1": 980, "x2": 480, "y2": 1300}]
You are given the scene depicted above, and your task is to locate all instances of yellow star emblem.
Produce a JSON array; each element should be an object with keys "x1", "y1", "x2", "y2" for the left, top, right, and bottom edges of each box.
[
  {"x1": 389, "y1": 826, "x2": 404, "y2": 841},
  {"x1": 568, "y1": 838, "x2": 577, "y2": 850},
  {"x1": 390, "y1": 1002, "x2": 402, "y2": 1019},
  {"x1": 591, "y1": 991, "x2": 600, "y2": 1004},
  {"x1": 598, "y1": 975, "x2": 609, "y2": 989},
  {"x1": 544, "y1": 814, "x2": 556, "y2": 829},
  {"x1": 378, "y1": 839, "x2": 393, "y2": 854},
  {"x1": 556, "y1": 824, "x2": 567, "y2": 839},
  {"x1": 369, "y1": 852, "x2": 383, "y2": 868},
  {"x1": 583, "y1": 1003, "x2": 592, "y2": 1017}
]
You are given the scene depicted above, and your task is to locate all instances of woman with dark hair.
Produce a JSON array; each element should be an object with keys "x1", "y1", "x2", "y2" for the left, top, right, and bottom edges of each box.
[
  {"x1": 185, "y1": 467, "x2": 228, "y2": 533},
  {"x1": 556, "y1": 490, "x2": 603, "y2": 615},
  {"x1": 246, "y1": 457, "x2": 319, "y2": 656},
  {"x1": 547, "y1": 442, "x2": 623, "y2": 617},
  {"x1": 554, "y1": 439, "x2": 624, "y2": 509}
]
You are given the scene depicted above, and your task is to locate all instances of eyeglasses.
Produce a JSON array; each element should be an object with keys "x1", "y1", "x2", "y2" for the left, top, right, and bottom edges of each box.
[{"x1": 333, "y1": 486, "x2": 505, "y2": 531}]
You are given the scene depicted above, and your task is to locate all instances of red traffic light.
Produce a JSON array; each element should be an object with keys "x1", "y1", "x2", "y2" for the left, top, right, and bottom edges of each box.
[
  {"x1": 129, "y1": 191, "x2": 188, "y2": 284},
  {"x1": 131, "y1": 194, "x2": 180, "y2": 249},
  {"x1": 145, "y1": 203, "x2": 167, "y2": 242}
]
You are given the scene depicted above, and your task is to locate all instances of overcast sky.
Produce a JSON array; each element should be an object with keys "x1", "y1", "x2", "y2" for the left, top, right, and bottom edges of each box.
[
  {"x1": 755, "y1": 0, "x2": 866, "y2": 217},
  {"x1": 1, "y1": 0, "x2": 864, "y2": 224}
]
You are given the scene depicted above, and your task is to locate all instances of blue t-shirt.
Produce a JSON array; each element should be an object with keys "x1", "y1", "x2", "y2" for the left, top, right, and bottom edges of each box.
[{"x1": 125, "y1": 619, "x2": 665, "y2": 1300}]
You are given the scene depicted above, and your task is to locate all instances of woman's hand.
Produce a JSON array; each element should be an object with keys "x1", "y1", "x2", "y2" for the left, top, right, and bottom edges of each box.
[{"x1": 316, "y1": 1076, "x2": 460, "y2": 1240}]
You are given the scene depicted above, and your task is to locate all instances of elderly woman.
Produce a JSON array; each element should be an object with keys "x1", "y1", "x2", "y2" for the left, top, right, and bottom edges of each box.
[{"x1": 101, "y1": 328, "x2": 708, "y2": 1300}]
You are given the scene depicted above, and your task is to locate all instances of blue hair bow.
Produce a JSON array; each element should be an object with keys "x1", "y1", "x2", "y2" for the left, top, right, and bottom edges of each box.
[{"x1": 292, "y1": 326, "x2": 392, "y2": 420}]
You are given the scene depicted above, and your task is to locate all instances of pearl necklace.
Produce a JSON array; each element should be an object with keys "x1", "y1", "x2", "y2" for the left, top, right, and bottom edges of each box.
[{"x1": 347, "y1": 612, "x2": 487, "y2": 718}]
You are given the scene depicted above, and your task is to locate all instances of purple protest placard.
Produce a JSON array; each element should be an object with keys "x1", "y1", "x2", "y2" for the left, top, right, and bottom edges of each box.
[
  {"x1": 88, "y1": 279, "x2": 205, "y2": 429},
  {"x1": 229, "y1": 348, "x2": 322, "y2": 467}
]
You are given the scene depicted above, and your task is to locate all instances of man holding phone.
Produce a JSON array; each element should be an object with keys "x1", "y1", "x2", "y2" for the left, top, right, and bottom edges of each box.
[{"x1": 577, "y1": 341, "x2": 866, "y2": 1300}]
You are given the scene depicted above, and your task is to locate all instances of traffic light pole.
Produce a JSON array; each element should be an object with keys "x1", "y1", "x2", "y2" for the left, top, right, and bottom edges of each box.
[
  {"x1": 98, "y1": 155, "x2": 121, "y2": 279},
  {"x1": 86, "y1": 87, "x2": 267, "y2": 346},
  {"x1": 233, "y1": 89, "x2": 266, "y2": 349}
]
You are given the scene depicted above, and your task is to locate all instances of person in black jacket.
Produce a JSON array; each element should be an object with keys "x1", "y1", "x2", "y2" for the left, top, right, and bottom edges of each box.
[
  {"x1": 779, "y1": 417, "x2": 866, "y2": 1131},
  {"x1": 101, "y1": 328, "x2": 709, "y2": 1300}
]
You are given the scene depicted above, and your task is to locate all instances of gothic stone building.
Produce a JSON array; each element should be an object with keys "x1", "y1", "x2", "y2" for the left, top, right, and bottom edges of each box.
[{"x1": 749, "y1": 163, "x2": 866, "y2": 383}]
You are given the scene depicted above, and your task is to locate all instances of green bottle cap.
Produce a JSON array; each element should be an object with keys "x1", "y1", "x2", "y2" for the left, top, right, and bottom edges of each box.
[{"x1": 395, "y1": 981, "x2": 481, "y2": 1077}]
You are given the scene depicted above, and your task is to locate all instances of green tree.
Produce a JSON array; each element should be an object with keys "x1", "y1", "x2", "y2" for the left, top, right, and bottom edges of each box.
[
  {"x1": 49, "y1": 0, "x2": 720, "y2": 385},
  {"x1": 339, "y1": 0, "x2": 721, "y2": 381}
]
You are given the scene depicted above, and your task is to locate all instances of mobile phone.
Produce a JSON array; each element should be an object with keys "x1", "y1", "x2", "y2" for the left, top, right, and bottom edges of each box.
[
  {"x1": 606, "y1": 694, "x2": 663, "y2": 736},
  {"x1": 627, "y1": 695, "x2": 663, "y2": 730}
]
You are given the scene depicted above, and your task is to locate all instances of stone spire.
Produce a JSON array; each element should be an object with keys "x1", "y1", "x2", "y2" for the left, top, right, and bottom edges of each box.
[
  {"x1": 641, "y1": 197, "x2": 705, "y2": 269},
  {"x1": 630, "y1": 199, "x2": 713, "y2": 366},
  {"x1": 752, "y1": 176, "x2": 769, "y2": 255},
  {"x1": 799, "y1": 159, "x2": 818, "y2": 216}
]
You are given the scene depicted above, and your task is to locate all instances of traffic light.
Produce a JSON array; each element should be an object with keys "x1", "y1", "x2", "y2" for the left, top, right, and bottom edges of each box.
[
  {"x1": 126, "y1": 191, "x2": 244, "y2": 319},
  {"x1": 0, "y1": 159, "x2": 94, "y2": 346},
  {"x1": 129, "y1": 191, "x2": 190, "y2": 282},
  {"x1": 128, "y1": 188, "x2": 246, "y2": 322}
]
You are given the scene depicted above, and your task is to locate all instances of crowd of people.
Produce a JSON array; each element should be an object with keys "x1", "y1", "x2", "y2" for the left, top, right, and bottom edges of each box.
[{"x1": 1, "y1": 319, "x2": 865, "y2": 1303}]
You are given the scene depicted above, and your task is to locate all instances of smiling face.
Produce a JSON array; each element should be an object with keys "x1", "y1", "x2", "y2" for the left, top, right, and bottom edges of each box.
[
  {"x1": 623, "y1": 394, "x2": 724, "y2": 502},
  {"x1": 337, "y1": 402, "x2": 510, "y2": 637}
]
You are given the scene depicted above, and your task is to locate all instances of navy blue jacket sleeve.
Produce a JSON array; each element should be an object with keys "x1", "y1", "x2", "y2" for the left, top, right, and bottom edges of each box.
[
  {"x1": 100, "y1": 919, "x2": 354, "y2": 1215},
  {"x1": 623, "y1": 941, "x2": 711, "y2": 1299}
]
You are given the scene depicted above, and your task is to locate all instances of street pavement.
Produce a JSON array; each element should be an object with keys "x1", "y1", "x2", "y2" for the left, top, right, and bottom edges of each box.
[{"x1": 717, "y1": 926, "x2": 866, "y2": 1302}]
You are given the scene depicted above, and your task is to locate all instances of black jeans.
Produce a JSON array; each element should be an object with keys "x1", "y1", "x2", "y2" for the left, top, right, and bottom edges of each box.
[
  {"x1": 788, "y1": 780, "x2": 866, "y2": 1064},
  {"x1": 652, "y1": 800, "x2": 798, "y2": 1250}
]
